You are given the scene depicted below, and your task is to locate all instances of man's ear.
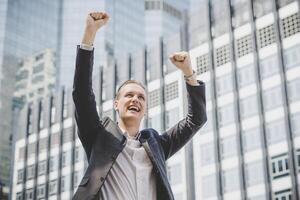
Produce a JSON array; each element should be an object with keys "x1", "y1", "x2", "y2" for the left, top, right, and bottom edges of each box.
[{"x1": 114, "y1": 100, "x2": 118, "y2": 111}]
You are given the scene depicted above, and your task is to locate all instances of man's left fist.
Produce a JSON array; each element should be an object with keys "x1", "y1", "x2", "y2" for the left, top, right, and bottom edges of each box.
[{"x1": 169, "y1": 51, "x2": 193, "y2": 76}]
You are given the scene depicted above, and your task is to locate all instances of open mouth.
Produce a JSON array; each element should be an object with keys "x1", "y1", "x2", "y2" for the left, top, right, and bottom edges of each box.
[{"x1": 127, "y1": 105, "x2": 140, "y2": 113}]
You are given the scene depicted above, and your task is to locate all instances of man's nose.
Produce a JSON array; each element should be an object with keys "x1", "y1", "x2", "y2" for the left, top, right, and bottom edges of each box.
[{"x1": 131, "y1": 95, "x2": 139, "y2": 102}]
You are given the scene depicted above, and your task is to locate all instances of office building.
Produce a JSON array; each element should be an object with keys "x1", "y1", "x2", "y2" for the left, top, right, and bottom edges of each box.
[
  {"x1": 14, "y1": 49, "x2": 56, "y2": 105},
  {"x1": 190, "y1": 0, "x2": 300, "y2": 199},
  {"x1": 0, "y1": 0, "x2": 61, "y2": 193}
]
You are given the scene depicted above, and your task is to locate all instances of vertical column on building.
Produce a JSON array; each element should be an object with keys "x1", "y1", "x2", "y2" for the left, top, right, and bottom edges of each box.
[
  {"x1": 99, "y1": 66, "x2": 104, "y2": 119},
  {"x1": 70, "y1": 94, "x2": 76, "y2": 195},
  {"x1": 21, "y1": 105, "x2": 31, "y2": 199},
  {"x1": 271, "y1": 0, "x2": 300, "y2": 198},
  {"x1": 45, "y1": 95, "x2": 54, "y2": 200},
  {"x1": 128, "y1": 54, "x2": 132, "y2": 80},
  {"x1": 206, "y1": 1, "x2": 223, "y2": 199},
  {"x1": 159, "y1": 38, "x2": 166, "y2": 132},
  {"x1": 113, "y1": 62, "x2": 118, "y2": 121},
  {"x1": 226, "y1": 0, "x2": 247, "y2": 199},
  {"x1": 57, "y1": 89, "x2": 65, "y2": 199},
  {"x1": 144, "y1": 47, "x2": 149, "y2": 128},
  {"x1": 248, "y1": 1, "x2": 273, "y2": 199},
  {"x1": 33, "y1": 101, "x2": 42, "y2": 199}
]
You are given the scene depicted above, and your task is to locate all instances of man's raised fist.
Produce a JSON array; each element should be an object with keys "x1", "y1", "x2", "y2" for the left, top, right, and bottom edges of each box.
[{"x1": 86, "y1": 12, "x2": 109, "y2": 32}]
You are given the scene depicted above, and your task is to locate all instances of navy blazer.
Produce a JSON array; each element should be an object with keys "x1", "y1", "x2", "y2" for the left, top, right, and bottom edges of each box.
[{"x1": 72, "y1": 46, "x2": 207, "y2": 200}]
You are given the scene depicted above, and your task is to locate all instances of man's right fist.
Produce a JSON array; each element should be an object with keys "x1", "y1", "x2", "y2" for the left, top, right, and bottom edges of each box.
[{"x1": 86, "y1": 12, "x2": 109, "y2": 32}]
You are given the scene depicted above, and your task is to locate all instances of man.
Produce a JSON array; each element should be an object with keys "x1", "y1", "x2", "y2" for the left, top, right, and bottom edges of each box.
[{"x1": 72, "y1": 12, "x2": 207, "y2": 200}]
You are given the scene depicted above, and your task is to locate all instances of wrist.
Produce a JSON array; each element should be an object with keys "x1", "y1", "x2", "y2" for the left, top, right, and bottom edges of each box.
[
  {"x1": 81, "y1": 28, "x2": 97, "y2": 46},
  {"x1": 182, "y1": 68, "x2": 194, "y2": 77}
]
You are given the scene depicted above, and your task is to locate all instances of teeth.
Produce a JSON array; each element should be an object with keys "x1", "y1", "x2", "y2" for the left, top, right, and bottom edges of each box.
[{"x1": 128, "y1": 106, "x2": 139, "y2": 112}]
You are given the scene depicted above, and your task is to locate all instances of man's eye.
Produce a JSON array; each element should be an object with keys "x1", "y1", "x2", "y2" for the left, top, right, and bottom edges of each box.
[
  {"x1": 139, "y1": 96, "x2": 145, "y2": 100},
  {"x1": 126, "y1": 94, "x2": 133, "y2": 97}
]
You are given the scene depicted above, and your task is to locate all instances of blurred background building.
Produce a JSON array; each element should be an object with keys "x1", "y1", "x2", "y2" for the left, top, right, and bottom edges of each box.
[
  {"x1": 3, "y1": 0, "x2": 300, "y2": 200},
  {"x1": 0, "y1": 0, "x2": 61, "y2": 197}
]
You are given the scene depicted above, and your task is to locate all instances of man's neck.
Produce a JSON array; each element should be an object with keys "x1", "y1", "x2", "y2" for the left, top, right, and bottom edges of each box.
[{"x1": 118, "y1": 119, "x2": 140, "y2": 138}]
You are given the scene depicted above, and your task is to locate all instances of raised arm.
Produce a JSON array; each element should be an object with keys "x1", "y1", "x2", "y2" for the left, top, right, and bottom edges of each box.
[
  {"x1": 159, "y1": 52, "x2": 207, "y2": 160},
  {"x1": 72, "y1": 12, "x2": 109, "y2": 158}
]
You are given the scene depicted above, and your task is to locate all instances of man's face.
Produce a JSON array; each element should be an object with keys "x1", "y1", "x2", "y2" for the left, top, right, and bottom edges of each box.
[{"x1": 114, "y1": 83, "x2": 147, "y2": 123}]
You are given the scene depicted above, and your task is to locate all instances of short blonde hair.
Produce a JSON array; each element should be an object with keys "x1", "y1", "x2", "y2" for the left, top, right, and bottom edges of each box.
[{"x1": 115, "y1": 80, "x2": 146, "y2": 100}]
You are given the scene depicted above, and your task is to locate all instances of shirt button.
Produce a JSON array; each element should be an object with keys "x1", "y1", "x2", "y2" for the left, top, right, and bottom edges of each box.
[{"x1": 100, "y1": 177, "x2": 105, "y2": 182}]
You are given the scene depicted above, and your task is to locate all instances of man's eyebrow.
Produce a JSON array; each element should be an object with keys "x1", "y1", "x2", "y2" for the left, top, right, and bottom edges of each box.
[{"x1": 125, "y1": 91, "x2": 146, "y2": 97}]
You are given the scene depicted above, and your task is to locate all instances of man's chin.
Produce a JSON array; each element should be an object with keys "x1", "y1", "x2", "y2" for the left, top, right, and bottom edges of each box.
[{"x1": 123, "y1": 113, "x2": 142, "y2": 121}]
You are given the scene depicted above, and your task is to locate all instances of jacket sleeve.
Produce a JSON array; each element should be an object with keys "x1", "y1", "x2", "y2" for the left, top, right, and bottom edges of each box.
[
  {"x1": 72, "y1": 46, "x2": 103, "y2": 158},
  {"x1": 158, "y1": 81, "x2": 207, "y2": 160}
]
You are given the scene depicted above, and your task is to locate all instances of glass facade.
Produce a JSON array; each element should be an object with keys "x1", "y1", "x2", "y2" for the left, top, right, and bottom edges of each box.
[{"x1": 0, "y1": 0, "x2": 60, "y2": 188}]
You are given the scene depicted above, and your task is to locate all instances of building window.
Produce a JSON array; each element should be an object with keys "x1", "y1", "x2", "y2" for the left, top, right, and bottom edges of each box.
[
  {"x1": 281, "y1": 13, "x2": 300, "y2": 38},
  {"x1": 218, "y1": 103, "x2": 235, "y2": 127},
  {"x1": 167, "y1": 163, "x2": 182, "y2": 185},
  {"x1": 200, "y1": 142, "x2": 215, "y2": 166},
  {"x1": 216, "y1": 73, "x2": 233, "y2": 95},
  {"x1": 149, "y1": 114, "x2": 161, "y2": 133},
  {"x1": 237, "y1": 64, "x2": 255, "y2": 87},
  {"x1": 38, "y1": 160, "x2": 46, "y2": 176},
  {"x1": 74, "y1": 171, "x2": 79, "y2": 188},
  {"x1": 263, "y1": 86, "x2": 283, "y2": 110},
  {"x1": 221, "y1": 135, "x2": 237, "y2": 159},
  {"x1": 26, "y1": 189, "x2": 34, "y2": 200},
  {"x1": 260, "y1": 55, "x2": 279, "y2": 78},
  {"x1": 236, "y1": 34, "x2": 253, "y2": 58},
  {"x1": 240, "y1": 95, "x2": 258, "y2": 118},
  {"x1": 63, "y1": 127, "x2": 73, "y2": 143},
  {"x1": 148, "y1": 89, "x2": 161, "y2": 108},
  {"x1": 284, "y1": 45, "x2": 300, "y2": 69},
  {"x1": 291, "y1": 113, "x2": 300, "y2": 137},
  {"x1": 202, "y1": 174, "x2": 217, "y2": 198},
  {"x1": 215, "y1": 44, "x2": 231, "y2": 67},
  {"x1": 196, "y1": 54, "x2": 209, "y2": 75},
  {"x1": 266, "y1": 119, "x2": 286, "y2": 144},
  {"x1": 245, "y1": 161, "x2": 264, "y2": 186},
  {"x1": 49, "y1": 156, "x2": 57, "y2": 172},
  {"x1": 222, "y1": 168, "x2": 240, "y2": 193},
  {"x1": 205, "y1": 81, "x2": 211, "y2": 100},
  {"x1": 37, "y1": 184, "x2": 45, "y2": 199},
  {"x1": 62, "y1": 151, "x2": 70, "y2": 167},
  {"x1": 49, "y1": 179, "x2": 57, "y2": 196},
  {"x1": 166, "y1": 108, "x2": 179, "y2": 129},
  {"x1": 50, "y1": 132, "x2": 59, "y2": 147},
  {"x1": 271, "y1": 154, "x2": 289, "y2": 179},
  {"x1": 26, "y1": 165, "x2": 35, "y2": 180},
  {"x1": 288, "y1": 78, "x2": 300, "y2": 102},
  {"x1": 28, "y1": 142, "x2": 36, "y2": 155},
  {"x1": 16, "y1": 192, "x2": 22, "y2": 200},
  {"x1": 38, "y1": 137, "x2": 47, "y2": 152},
  {"x1": 257, "y1": 24, "x2": 276, "y2": 49},
  {"x1": 61, "y1": 176, "x2": 66, "y2": 193},
  {"x1": 165, "y1": 81, "x2": 178, "y2": 102},
  {"x1": 17, "y1": 169, "x2": 23, "y2": 184},
  {"x1": 248, "y1": 195, "x2": 267, "y2": 200},
  {"x1": 75, "y1": 147, "x2": 80, "y2": 163},
  {"x1": 274, "y1": 189, "x2": 292, "y2": 200},
  {"x1": 242, "y1": 127, "x2": 261, "y2": 152}
]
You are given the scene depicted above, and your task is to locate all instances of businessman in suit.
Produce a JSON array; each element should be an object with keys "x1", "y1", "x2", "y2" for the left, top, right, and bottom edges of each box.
[{"x1": 72, "y1": 12, "x2": 207, "y2": 200}]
